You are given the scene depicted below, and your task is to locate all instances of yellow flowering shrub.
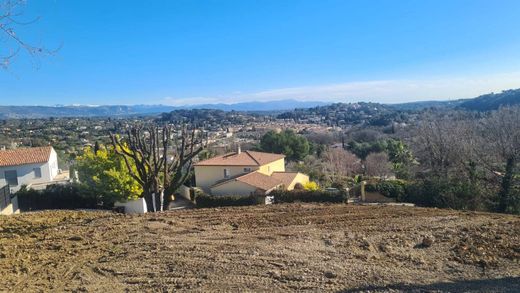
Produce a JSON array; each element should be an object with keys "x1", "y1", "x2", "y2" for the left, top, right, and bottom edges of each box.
[
  {"x1": 75, "y1": 146, "x2": 142, "y2": 202},
  {"x1": 303, "y1": 181, "x2": 319, "y2": 191}
]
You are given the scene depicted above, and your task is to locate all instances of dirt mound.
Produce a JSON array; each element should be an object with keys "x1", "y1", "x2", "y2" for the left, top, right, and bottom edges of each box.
[{"x1": 0, "y1": 204, "x2": 519, "y2": 292}]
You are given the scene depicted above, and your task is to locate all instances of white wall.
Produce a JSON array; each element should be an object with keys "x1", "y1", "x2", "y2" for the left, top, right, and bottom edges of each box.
[
  {"x1": 0, "y1": 148, "x2": 59, "y2": 193},
  {"x1": 48, "y1": 148, "x2": 59, "y2": 179}
]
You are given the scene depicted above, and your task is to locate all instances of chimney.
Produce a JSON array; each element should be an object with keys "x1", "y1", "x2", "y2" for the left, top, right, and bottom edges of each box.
[{"x1": 237, "y1": 144, "x2": 241, "y2": 154}]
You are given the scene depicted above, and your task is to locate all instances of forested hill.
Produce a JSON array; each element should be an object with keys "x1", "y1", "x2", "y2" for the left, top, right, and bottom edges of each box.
[
  {"x1": 390, "y1": 100, "x2": 464, "y2": 111},
  {"x1": 390, "y1": 88, "x2": 520, "y2": 111},
  {"x1": 458, "y1": 89, "x2": 520, "y2": 111},
  {"x1": 277, "y1": 102, "x2": 408, "y2": 127},
  {"x1": 276, "y1": 88, "x2": 520, "y2": 126}
]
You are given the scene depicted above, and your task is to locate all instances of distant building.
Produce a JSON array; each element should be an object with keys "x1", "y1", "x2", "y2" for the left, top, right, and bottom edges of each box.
[
  {"x1": 0, "y1": 146, "x2": 61, "y2": 192},
  {"x1": 194, "y1": 148, "x2": 309, "y2": 197}
]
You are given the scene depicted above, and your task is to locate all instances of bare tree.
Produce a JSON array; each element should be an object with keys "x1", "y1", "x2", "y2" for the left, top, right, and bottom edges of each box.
[
  {"x1": 482, "y1": 106, "x2": 520, "y2": 212},
  {"x1": 305, "y1": 131, "x2": 336, "y2": 145},
  {"x1": 1, "y1": 0, "x2": 55, "y2": 69},
  {"x1": 408, "y1": 108, "x2": 519, "y2": 213},
  {"x1": 364, "y1": 152, "x2": 392, "y2": 178},
  {"x1": 111, "y1": 124, "x2": 205, "y2": 212},
  {"x1": 411, "y1": 111, "x2": 475, "y2": 176},
  {"x1": 323, "y1": 148, "x2": 361, "y2": 181}
]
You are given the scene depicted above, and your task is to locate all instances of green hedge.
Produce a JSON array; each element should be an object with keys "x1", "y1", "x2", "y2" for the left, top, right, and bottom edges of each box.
[
  {"x1": 16, "y1": 184, "x2": 101, "y2": 211},
  {"x1": 271, "y1": 190, "x2": 345, "y2": 203},
  {"x1": 365, "y1": 180, "x2": 408, "y2": 201},
  {"x1": 404, "y1": 178, "x2": 485, "y2": 211},
  {"x1": 195, "y1": 194, "x2": 257, "y2": 208}
]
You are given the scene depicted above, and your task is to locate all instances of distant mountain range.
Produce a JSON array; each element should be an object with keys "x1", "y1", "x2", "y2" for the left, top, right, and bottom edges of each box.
[
  {"x1": 0, "y1": 105, "x2": 175, "y2": 119},
  {"x1": 0, "y1": 100, "x2": 328, "y2": 119},
  {"x1": 1, "y1": 89, "x2": 519, "y2": 119},
  {"x1": 182, "y1": 100, "x2": 329, "y2": 112}
]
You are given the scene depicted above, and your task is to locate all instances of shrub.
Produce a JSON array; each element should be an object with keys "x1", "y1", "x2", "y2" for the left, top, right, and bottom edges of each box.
[
  {"x1": 506, "y1": 185, "x2": 520, "y2": 215},
  {"x1": 271, "y1": 189, "x2": 345, "y2": 203},
  {"x1": 404, "y1": 178, "x2": 484, "y2": 211},
  {"x1": 303, "y1": 181, "x2": 320, "y2": 191},
  {"x1": 330, "y1": 176, "x2": 357, "y2": 189},
  {"x1": 365, "y1": 180, "x2": 408, "y2": 201},
  {"x1": 16, "y1": 184, "x2": 101, "y2": 211},
  {"x1": 293, "y1": 182, "x2": 304, "y2": 190},
  {"x1": 75, "y1": 146, "x2": 142, "y2": 202},
  {"x1": 195, "y1": 193, "x2": 257, "y2": 208}
]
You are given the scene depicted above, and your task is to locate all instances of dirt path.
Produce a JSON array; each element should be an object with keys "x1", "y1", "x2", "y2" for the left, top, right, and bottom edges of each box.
[{"x1": 1, "y1": 204, "x2": 519, "y2": 292}]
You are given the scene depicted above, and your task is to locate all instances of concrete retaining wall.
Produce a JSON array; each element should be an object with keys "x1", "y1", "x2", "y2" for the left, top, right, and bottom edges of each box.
[
  {"x1": 178, "y1": 185, "x2": 192, "y2": 200},
  {"x1": 114, "y1": 198, "x2": 148, "y2": 214},
  {"x1": 1, "y1": 195, "x2": 20, "y2": 215}
]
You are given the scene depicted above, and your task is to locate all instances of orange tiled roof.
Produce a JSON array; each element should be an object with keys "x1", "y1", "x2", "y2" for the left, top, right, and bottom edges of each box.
[
  {"x1": 195, "y1": 150, "x2": 284, "y2": 166},
  {"x1": 212, "y1": 171, "x2": 283, "y2": 191},
  {"x1": 0, "y1": 146, "x2": 53, "y2": 167},
  {"x1": 271, "y1": 172, "x2": 299, "y2": 188}
]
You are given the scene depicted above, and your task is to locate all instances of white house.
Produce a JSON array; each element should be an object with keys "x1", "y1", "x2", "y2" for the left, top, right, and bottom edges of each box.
[{"x1": 0, "y1": 146, "x2": 60, "y2": 193}]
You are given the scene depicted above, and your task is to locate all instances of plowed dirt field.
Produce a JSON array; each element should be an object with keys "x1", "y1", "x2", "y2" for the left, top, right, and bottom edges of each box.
[{"x1": 1, "y1": 203, "x2": 519, "y2": 292}]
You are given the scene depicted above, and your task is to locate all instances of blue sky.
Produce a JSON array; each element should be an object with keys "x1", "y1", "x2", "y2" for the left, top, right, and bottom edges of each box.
[{"x1": 1, "y1": 0, "x2": 520, "y2": 106}]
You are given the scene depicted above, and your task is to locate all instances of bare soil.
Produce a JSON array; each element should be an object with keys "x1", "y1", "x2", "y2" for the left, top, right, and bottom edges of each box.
[{"x1": 1, "y1": 204, "x2": 519, "y2": 292}]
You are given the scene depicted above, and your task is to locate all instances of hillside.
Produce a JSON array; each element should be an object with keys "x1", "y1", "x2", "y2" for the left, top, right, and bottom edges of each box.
[
  {"x1": 276, "y1": 102, "x2": 415, "y2": 128},
  {"x1": 458, "y1": 89, "x2": 520, "y2": 111},
  {"x1": 390, "y1": 99, "x2": 465, "y2": 111},
  {"x1": 384, "y1": 89, "x2": 520, "y2": 111},
  {"x1": 1, "y1": 204, "x2": 519, "y2": 292}
]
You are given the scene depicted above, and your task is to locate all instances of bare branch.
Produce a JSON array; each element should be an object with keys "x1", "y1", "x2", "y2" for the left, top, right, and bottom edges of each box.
[{"x1": 1, "y1": 0, "x2": 58, "y2": 69}]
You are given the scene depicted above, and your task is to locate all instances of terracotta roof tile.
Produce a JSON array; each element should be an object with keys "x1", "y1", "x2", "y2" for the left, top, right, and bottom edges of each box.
[
  {"x1": 0, "y1": 146, "x2": 53, "y2": 167},
  {"x1": 212, "y1": 171, "x2": 283, "y2": 191},
  {"x1": 236, "y1": 172, "x2": 283, "y2": 191},
  {"x1": 195, "y1": 150, "x2": 284, "y2": 166},
  {"x1": 271, "y1": 172, "x2": 299, "y2": 188}
]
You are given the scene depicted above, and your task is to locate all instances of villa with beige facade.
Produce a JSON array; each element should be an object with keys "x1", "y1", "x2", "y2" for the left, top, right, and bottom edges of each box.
[{"x1": 194, "y1": 149, "x2": 309, "y2": 197}]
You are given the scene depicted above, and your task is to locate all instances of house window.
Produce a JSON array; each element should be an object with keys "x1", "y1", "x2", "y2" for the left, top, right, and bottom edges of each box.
[
  {"x1": 224, "y1": 168, "x2": 230, "y2": 178},
  {"x1": 244, "y1": 167, "x2": 251, "y2": 173},
  {"x1": 4, "y1": 170, "x2": 18, "y2": 186},
  {"x1": 34, "y1": 167, "x2": 42, "y2": 178}
]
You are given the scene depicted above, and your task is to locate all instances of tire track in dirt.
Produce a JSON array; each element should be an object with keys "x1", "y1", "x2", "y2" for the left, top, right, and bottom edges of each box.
[{"x1": 1, "y1": 204, "x2": 519, "y2": 292}]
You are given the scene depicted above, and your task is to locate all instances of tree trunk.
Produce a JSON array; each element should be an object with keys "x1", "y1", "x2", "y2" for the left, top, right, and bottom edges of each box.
[
  {"x1": 160, "y1": 190, "x2": 164, "y2": 212},
  {"x1": 499, "y1": 157, "x2": 515, "y2": 213},
  {"x1": 141, "y1": 192, "x2": 153, "y2": 213},
  {"x1": 151, "y1": 193, "x2": 157, "y2": 212}
]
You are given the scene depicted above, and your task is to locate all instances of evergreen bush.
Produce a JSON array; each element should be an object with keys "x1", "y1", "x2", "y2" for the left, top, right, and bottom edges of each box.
[
  {"x1": 16, "y1": 184, "x2": 100, "y2": 211},
  {"x1": 195, "y1": 193, "x2": 257, "y2": 208}
]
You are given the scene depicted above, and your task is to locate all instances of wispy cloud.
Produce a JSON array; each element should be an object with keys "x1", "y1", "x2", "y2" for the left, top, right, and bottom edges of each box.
[{"x1": 163, "y1": 72, "x2": 520, "y2": 105}]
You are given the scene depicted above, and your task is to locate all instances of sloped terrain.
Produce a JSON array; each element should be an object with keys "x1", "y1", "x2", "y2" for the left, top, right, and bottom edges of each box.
[
  {"x1": 459, "y1": 89, "x2": 520, "y2": 111},
  {"x1": 0, "y1": 204, "x2": 519, "y2": 292}
]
